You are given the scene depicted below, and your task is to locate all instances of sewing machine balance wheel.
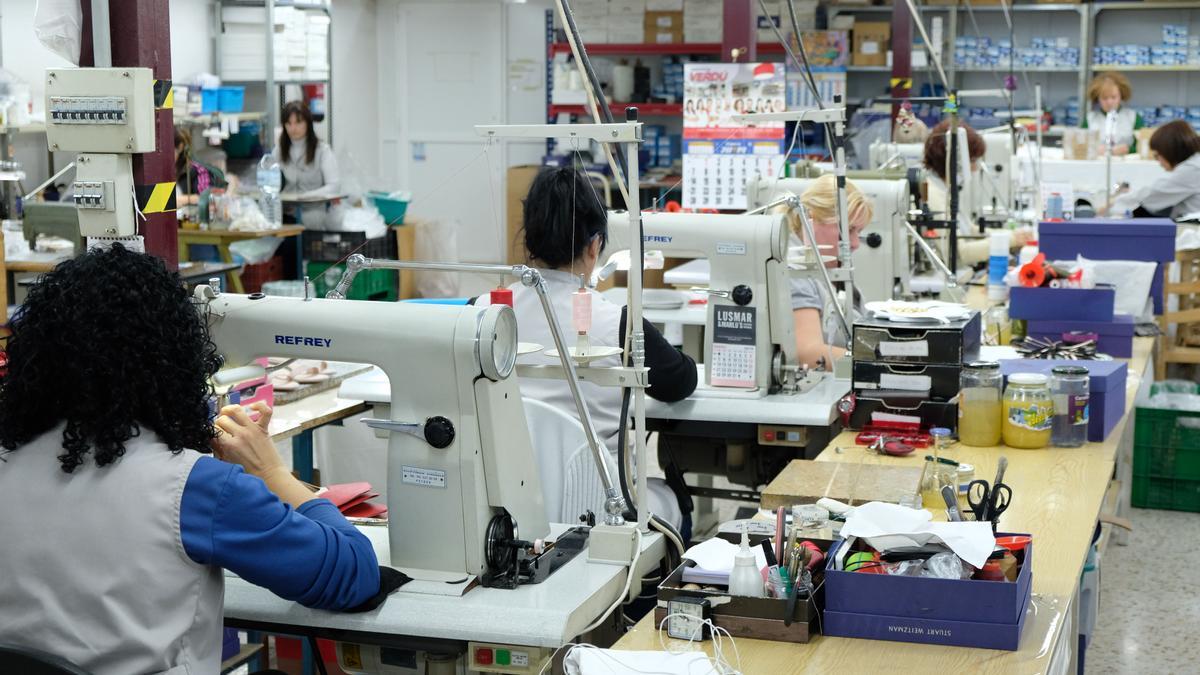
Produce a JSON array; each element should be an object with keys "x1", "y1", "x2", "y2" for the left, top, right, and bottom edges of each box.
[{"x1": 484, "y1": 512, "x2": 519, "y2": 577}]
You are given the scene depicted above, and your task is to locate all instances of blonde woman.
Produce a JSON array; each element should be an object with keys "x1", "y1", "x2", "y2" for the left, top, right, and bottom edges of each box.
[
  {"x1": 777, "y1": 175, "x2": 874, "y2": 369},
  {"x1": 1081, "y1": 72, "x2": 1144, "y2": 156}
]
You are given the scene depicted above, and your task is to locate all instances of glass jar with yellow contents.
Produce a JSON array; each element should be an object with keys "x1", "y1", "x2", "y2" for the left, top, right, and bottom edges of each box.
[{"x1": 1002, "y1": 373, "x2": 1053, "y2": 449}]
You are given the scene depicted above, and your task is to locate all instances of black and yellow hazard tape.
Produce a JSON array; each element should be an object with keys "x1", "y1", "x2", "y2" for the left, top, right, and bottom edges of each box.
[
  {"x1": 135, "y1": 182, "x2": 177, "y2": 214},
  {"x1": 153, "y1": 79, "x2": 174, "y2": 110},
  {"x1": 890, "y1": 77, "x2": 913, "y2": 90}
]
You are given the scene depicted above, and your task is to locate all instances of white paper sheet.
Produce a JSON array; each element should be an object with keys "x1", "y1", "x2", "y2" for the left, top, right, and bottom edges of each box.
[
  {"x1": 565, "y1": 649, "x2": 718, "y2": 675},
  {"x1": 682, "y1": 536, "x2": 768, "y2": 573},
  {"x1": 840, "y1": 502, "x2": 997, "y2": 569}
]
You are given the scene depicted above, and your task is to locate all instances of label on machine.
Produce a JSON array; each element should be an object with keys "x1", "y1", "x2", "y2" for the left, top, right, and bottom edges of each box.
[
  {"x1": 878, "y1": 340, "x2": 930, "y2": 358},
  {"x1": 401, "y1": 465, "x2": 447, "y2": 489},
  {"x1": 711, "y1": 305, "x2": 757, "y2": 388},
  {"x1": 716, "y1": 241, "x2": 747, "y2": 256}
]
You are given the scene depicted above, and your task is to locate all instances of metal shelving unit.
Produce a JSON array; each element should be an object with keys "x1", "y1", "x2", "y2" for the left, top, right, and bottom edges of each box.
[{"x1": 213, "y1": 0, "x2": 333, "y2": 150}]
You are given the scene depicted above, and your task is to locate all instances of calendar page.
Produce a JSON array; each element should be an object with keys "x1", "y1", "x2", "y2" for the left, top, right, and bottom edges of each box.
[
  {"x1": 683, "y1": 63, "x2": 787, "y2": 210},
  {"x1": 710, "y1": 305, "x2": 757, "y2": 388}
]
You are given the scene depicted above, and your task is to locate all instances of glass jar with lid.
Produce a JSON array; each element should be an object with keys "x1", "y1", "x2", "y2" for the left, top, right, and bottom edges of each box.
[
  {"x1": 1050, "y1": 366, "x2": 1090, "y2": 447},
  {"x1": 1003, "y1": 373, "x2": 1053, "y2": 449},
  {"x1": 959, "y1": 361, "x2": 1003, "y2": 447}
]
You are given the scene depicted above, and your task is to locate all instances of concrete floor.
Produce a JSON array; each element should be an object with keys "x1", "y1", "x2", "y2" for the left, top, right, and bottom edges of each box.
[{"x1": 1085, "y1": 507, "x2": 1200, "y2": 674}]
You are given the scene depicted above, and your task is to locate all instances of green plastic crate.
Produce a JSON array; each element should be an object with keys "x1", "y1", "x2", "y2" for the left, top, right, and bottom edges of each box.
[
  {"x1": 306, "y1": 261, "x2": 396, "y2": 301},
  {"x1": 1132, "y1": 475, "x2": 1200, "y2": 512}
]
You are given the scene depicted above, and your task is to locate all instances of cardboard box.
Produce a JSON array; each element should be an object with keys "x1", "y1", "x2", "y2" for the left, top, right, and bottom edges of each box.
[
  {"x1": 1008, "y1": 285, "x2": 1117, "y2": 322},
  {"x1": 648, "y1": 0, "x2": 684, "y2": 9},
  {"x1": 1038, "y1": 218, "x2": 1177, "y2": 315},
  {"x1": 611, "y1": 0, "x2": 648, "y2": 12},
  {"x1": 852, "y1": 312, "x2": 982, "y2": 366},
  {"x1": 999, "y1": 359, "x2": 1128, "y2": 442},
  {"x1": 824, "y1": 536, "x2": 1033, "y2": 651},
  {"x1": 656, "y1": 534, "x2": 834, "y2": 643},
  {"x1": 1026, "y1": 314, "x2": 1135, "y2": 359},
  {"x1": 853, "y1": 21, "x2": 891, "y2": 67},
  {"x1": 506, "y1": 165, "x2": 541, "y2": 265},
  {"x1": 684, "y1": 0, "x2": 724, "y2": 16},
  {"x1": 646, "y1": 11, "x2": 684, "y2": 43}
]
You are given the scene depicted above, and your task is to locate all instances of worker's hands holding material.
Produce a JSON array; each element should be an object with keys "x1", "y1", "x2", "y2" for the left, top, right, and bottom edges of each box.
[{"x1": 211, "y1": 402, "x2": 279, "y2": 477}]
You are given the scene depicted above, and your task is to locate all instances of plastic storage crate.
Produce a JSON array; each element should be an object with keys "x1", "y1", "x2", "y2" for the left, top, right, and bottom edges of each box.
[
  {"x1": 306, "y1": 261, "x2": 396, "y2": 301},
  {"x1": 240, "y1": 256, "x2": 284, "y2": 294},
  {"x1": 1132, "y1": 404, "x2": 1200, "y2": 512},
  {"x1": 217, "y1": 86, "x2": 245, "y2": 113},
  {"x1": 366, "y1": 191, "x2": 409, "y2": 225},
  {"x1": 302, "y1": 229, "x2": 394, "y2": 263}
]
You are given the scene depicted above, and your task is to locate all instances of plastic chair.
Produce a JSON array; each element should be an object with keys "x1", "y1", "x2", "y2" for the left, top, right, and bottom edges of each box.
[
  {"x1": 522, "y1": 398, "x2": 608, "y2": 524},
  {"x1": 0, "y1": 644, "x2": 91, "y2": 675}
]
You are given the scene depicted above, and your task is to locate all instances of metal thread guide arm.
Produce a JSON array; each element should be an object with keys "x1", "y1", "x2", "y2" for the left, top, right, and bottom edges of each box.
[
  {"x1": 734, "y1": 102, "x2": 855, "y2": 349},
  {"x1": 328, "y1": 258, "x2": 627, "y2": 526}
]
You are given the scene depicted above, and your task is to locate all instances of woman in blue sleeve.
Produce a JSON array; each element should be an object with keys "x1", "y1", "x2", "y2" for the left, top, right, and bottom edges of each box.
[{"x1": 0, "y1": 245, "x2": 384, "y2": 675}]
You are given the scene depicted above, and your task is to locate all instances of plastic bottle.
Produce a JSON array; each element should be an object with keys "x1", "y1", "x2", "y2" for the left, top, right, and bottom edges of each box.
[
  {"x1": 727, "y1": 531, "x2": 764, "y2": 598},
  {"x1": 987, "y1": 230, "x2": 1011, "y2": 302},
  {"x1": 256, "y1": 154, "x2": 283, "y2": 228},
  {"x1": 1018, "y1": 239, "x2": 1039, "y2": 268}
]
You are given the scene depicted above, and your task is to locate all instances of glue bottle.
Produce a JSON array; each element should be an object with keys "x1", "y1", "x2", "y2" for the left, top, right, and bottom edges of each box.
[
  {"x1": 987, "y1": 229, "x2": 1011, "y2": 302},
  {"x1": 728, "y1": 531, "x2": 764, "y2": 598}
]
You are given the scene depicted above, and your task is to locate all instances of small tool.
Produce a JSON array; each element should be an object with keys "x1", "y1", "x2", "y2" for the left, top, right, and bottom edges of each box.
[
  {"x1": 967, "y1": 479, "x2": 1013, "y2": 526},
  {"x1": 941, "y1": 484, "x2": 963, "y2": 522},
  {"x1": 924, "y1": 454, "x2": 960, "y2": 467}
]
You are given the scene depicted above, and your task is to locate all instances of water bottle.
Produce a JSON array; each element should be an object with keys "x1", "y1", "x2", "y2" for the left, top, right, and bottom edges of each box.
[
  {"x1": 256, "y1": 154, "x2": 282, "y2": 228},
  {"x1": 987, "y1": 229, "x2": 1011, "y2": 302}
]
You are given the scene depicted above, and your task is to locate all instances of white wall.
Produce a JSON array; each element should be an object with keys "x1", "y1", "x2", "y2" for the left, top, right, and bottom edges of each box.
[
  {"x1": 1, "y1": 0, "x2": 215, "y2": 186},
  {"x1": 331, "y1": 0, "x2": 381, "y2": 182}
]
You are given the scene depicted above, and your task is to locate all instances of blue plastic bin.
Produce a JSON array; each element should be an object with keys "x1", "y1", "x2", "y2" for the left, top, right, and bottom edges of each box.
[
  {"x1": 367, "y1": 191, "x2": 409, "y2": 225},
  {"x1": 201, "y1": 89, "x2": 219, "y2": 114},
  {"x1": 217, "y1": 86, "x2": 245, "y2": 113}
]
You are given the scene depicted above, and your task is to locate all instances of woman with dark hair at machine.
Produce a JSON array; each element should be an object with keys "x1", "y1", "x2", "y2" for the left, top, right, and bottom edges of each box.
[
  {"x1": 174, "y1": 126, "x2": 229, "y2": 206},
  {"x1": 476, "y1": 167, "x2": 697, "y2": 535},
  {"x1": 1121, "y1": 120, "x2": 1200, "y2": 218},
  {"x1": 922, "y1": 120, "x2": 1030, "y2": 266},
  {"x1": 0, "y1": 246, "x2": 388, "y2": 674},
  {"x1": 272, "y1": 100, "x2": 340, "y2": 227}
]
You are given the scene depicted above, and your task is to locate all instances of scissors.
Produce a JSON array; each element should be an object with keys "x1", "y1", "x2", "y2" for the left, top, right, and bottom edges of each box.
[{"x1": 967, "y1": 479, "x2": 1012, "y2": 525}]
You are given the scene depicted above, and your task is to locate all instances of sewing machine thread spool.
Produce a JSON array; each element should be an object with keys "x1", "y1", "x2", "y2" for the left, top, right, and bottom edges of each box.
[
  {"x1": 490, "y1": 288, "x2": 513, "y2": 307},
  {"x1": 573, "y1": 288, "x2": 591, "y2": 355}
]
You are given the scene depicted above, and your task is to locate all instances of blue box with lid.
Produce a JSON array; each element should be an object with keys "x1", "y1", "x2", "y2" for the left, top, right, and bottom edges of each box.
[{"x1": 998, "y1": 359, "x2": 1128, "y2": 442}]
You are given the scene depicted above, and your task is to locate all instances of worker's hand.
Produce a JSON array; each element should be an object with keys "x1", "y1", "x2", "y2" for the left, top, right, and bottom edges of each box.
[
  {"x1": 1011, "y1": 228, "x2": 1034, "y2": 249},
  {"x1": 211, "y1": 402, "x2": 283, "y2": 480},
  {"x1": 1112, "y1": 144, "x2": 1131, "y2": 157}
]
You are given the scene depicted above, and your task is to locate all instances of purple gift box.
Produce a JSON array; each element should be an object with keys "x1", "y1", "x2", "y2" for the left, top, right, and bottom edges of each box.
[
  {"x1": 1039, "y1": 219, "x2": 1177, "y2": 315},
  {"x1": 1009, "y1": 285, "x2": 1115, "y2": 322},
  {"x1": 823, "y1": 536, "x2": 1033, "y2": 651},
  {"x1": 1026, "y1": 314, "x2": 1135, "y2": 359},
  {"x1": 999, "y1": 359, "x2": 1128, "y2": 442}
]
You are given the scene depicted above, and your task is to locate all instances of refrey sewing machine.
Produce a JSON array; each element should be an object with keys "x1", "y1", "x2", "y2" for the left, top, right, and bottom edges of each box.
[
  {"x1": 745, "y1": 176, "x2": 911, "y2": 304},
  {"x1": 200, "y1": 286, "x2": 561, "y2": 584}
]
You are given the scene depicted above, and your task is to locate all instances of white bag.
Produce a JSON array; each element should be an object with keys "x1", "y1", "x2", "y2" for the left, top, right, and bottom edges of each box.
[
  {"x1": 414, "y1": 218, "x2": 460, "y2": 298},
  {"x1": 34, "y1": 0, "x2": 83, "y2": 65}
]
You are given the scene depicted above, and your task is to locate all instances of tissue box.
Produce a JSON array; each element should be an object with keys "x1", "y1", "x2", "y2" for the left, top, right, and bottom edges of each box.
[
  {"x1": 1038, "y1": 219, "x2": 1177, "y2": 315},
  {"x1": 1026, "y1": 314, "x2": 1135, "y2": 359},
  {"x1": 852, "y1": 312, "x2": 982, "y2": 366},
  {"x1": 823, "y1": 535, "x2": 1033, "y2": 651},
  {"x1": 1009, "y1": 285, "x2": 1116, "y2": 322},
  {"x1": 853, "y1": 362, "x2": 962, "y2": 401},
  {"x1": 999, "y1": 359, "x2": 1128, "y2": 442},
  {"x1": 656, "y1": 534, "x2": 834, "y2": 643}
]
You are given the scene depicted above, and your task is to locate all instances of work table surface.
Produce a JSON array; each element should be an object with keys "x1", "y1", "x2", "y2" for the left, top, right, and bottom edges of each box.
[{"x1": 615, "y1": 336, "x2": 1153, "y2": 672}]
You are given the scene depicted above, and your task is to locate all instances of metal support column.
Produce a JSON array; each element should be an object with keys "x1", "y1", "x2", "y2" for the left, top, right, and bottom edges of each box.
[
  {"x1": 891, "y1": 0, "x2": 914, "y2": 121},
  {"x1": 80, "y1": 0, "x2": 178, "y2": 267},
  {"x1": 723, "y1": 0, "x2": 756, "y2": 63}
]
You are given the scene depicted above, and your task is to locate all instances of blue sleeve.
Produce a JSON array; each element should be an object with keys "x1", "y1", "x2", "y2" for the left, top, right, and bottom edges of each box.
[{"x1": 180, "y1": 456, "x2": 380, "y2": 611}]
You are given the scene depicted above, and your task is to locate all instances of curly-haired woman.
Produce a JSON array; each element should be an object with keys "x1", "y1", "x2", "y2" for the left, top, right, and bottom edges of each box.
[{"x1": 0, "y1": 245, "x2": 382, "y2": 674}]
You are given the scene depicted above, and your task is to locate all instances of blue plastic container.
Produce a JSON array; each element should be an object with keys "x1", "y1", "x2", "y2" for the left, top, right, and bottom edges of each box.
[
  {"x1": 201, "y1": 89, "x2": 219, "y2": 114},
  {"x1": 217, "y1": 86, "x2": 245, "y2": 113},
  {"x1": 367, "y1": 191, "x2": 409, "y2": 225}
]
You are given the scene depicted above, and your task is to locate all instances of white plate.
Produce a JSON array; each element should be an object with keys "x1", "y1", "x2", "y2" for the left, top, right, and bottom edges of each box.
[
  {"x1": 865, "y1": 300, "x2": 973, "y2": 324},
  {"x1": 643, "y1": 289, "x2": 686, "y2": 310},
  {"x1": 545, "y1": 346, "x2": 623, "y2": 364},
  {"x1": 518, "y1": 342, "x2": 544, "y2": 356}
]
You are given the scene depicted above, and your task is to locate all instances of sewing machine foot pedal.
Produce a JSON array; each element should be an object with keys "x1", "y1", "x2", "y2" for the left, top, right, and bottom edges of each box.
[{"x1": 481, "y1": 513, "x2": 589, "y2": 589}]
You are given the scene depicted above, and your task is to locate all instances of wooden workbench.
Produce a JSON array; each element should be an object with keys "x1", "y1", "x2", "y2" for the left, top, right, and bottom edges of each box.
[
  {"x1": 177, "y1": 225, "x2": 304, "y2": 293},
  {"x1": 614, "y1": 337, "x2": 1154, "y2": 673}
]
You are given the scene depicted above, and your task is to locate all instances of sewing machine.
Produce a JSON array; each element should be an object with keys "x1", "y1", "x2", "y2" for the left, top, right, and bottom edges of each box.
[
  {"x1": 869, "y1": 140, "x2": 925, "y2": 172},
  {"x1": 201, "y1": 288, "x2": 556, "y2": 583},
  {"x1": 604, "y1": 210, "x2": 810, "y2": 396},
  {"x1": 746, "y1": 176, "x2": 911, "y2": 304},
  {"x1": 1017, "y1": 151, "x2": 1167, "y2": 214}
]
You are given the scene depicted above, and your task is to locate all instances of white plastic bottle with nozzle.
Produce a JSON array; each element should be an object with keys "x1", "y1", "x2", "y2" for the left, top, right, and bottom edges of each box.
[
  {"x1": 257, "y1": 154, "x2": 283, "y2": 228},
  {"x1": 727, "y1": 531, "x2": 764, "y2": 597},
  {"x1": 987, "y1": 230, "x2": 1012, "y2": 302}
]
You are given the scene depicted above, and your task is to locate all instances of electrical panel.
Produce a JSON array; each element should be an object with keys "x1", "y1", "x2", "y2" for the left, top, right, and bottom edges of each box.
[
  {"x1": 45, "y1": 67, "x2": 156, "y2": 153},
  {"x1": 73, "y1": 154, "x2": 136, "y2": 238}
]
